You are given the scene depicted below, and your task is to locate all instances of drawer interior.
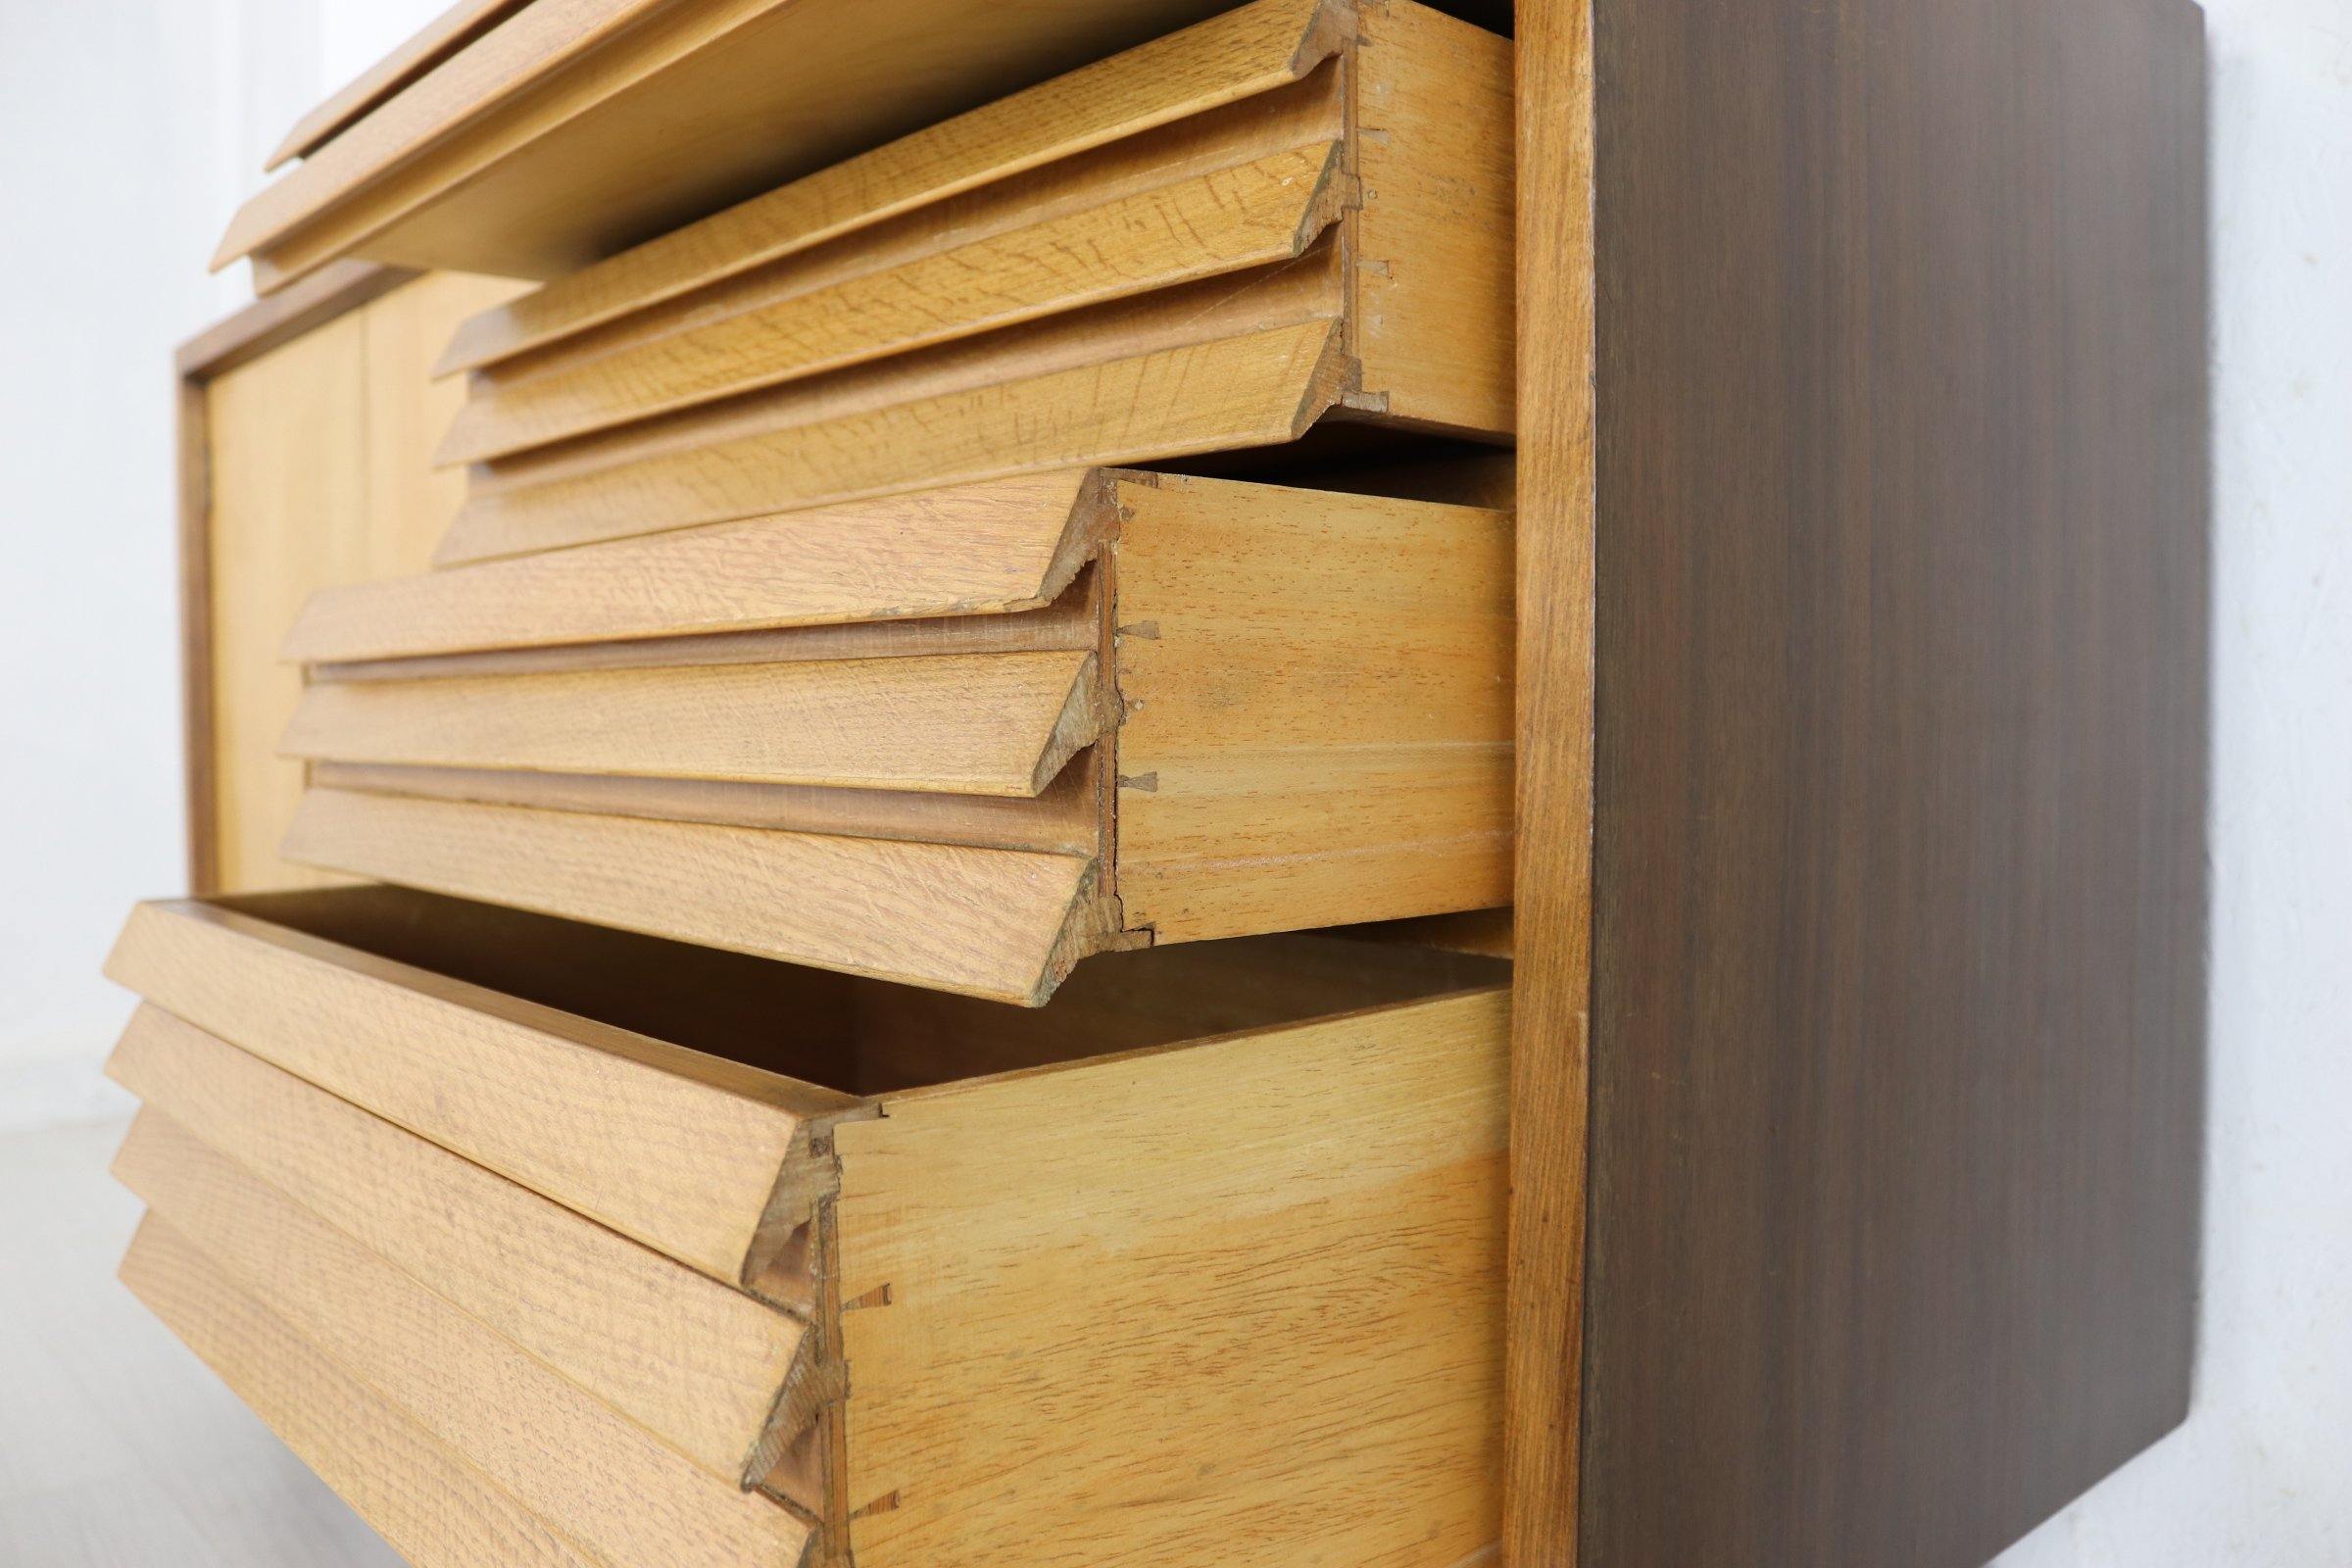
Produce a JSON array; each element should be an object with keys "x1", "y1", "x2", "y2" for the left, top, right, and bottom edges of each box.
[{"x1": 216, "y1": 883, "x2": 1507, "y2": 1098}]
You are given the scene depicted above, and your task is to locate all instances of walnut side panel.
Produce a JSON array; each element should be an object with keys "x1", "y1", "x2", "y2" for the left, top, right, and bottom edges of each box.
[{"x1": 1574, "y1": 0, "x2": 2211, "y2": 1563}]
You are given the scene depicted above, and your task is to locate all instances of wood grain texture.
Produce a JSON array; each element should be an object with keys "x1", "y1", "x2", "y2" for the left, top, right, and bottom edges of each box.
[
  {"x1": 437, "y1": 292, "x2": 1348, "y2": 564},
  {"x1": 108, "y1": 1005, "x2": 810, "y2": 1483},
  {"x1": 279, "y1": 467, "x2": 1515, "y2": 976},
  {"x1": 830, "y1": 988, "x2": 1510, "y2": 1568},
  {"x1": 102, "y1": 898, "x2": 848, "y2": 1285},
  {"x1": 1505, "y1": 0, "x2": 1595, "y2": 1563},
  {"x1": 435, "y1": 0, "x2": 1344, "y2": 369},
  {"x1": 172, "y1": 260, "x2": 416, "y2": 380},
  {"x1": 264, "y1": 0, "x2": 531, "y2": 170},
  {"x1": 282, "y1": 649, "x2": 1102, "y2": 796},
  {"x1": 221, "y1": 0, "x2": 1279, "y2": 289},
  {"x1": 1574, "y1": 0, "x2": 2210, "y2": 1564},
  {"x1": 359, "y1": 274, "x2": 521, "y2": 564},
  {"x1": 1110, "y1": 474, "x2": 1514, "y2": 940},
  {"x1": 216, "y1": 0, "x2": 731, "y2": 268},
  {"x1": 195, "y1": 270, "x2": 526, "y2": 894},
  {"x1": 204, "y1": 304, "x2": 369, "y2": 895},
  {"x1": 120, "y1": 1217, "x2": 602, "y2": 1568},
  {"x1": 843, "y1": 930, "x2": 1507, "y2": 1093},
  {"x1": 311, "y1": 757, "x2": 1104, "y2": 856},
  {"x1": 176, "y1": 373, "x2": 218, "y2": 897},
  {"x1": 439, "y1": 134, "x2": 1348, "y2": 464},
  {"x1": 282, "y1": 470, "x2": 1108, "y2": 662},
  {"x1": 1348, "y1": 0, "x2": 1516, "y2": 436},
  {"x1": 312, "y1": 585, "x2": 1101, "y2": 684},
  {"x1": 175, "y1": 263, "x2": 444, "y2": 897},
  {"x1": 115, "y1": 1114, "x2": 815, "y2": 1568},
  {"x1": 279, "y1": 787, "x2": 1111, "y2": 1004}
]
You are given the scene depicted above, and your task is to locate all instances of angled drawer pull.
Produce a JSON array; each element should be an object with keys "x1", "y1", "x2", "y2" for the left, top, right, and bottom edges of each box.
[
  {"x1": 282, "y1": 649, "x2": 1104, "y2": 795},
  {"x1": 424, "y1": 0, "x2": 1511, "y2": 564},
  {"x1": 277, "y1": 469, "x2": 1513, "y2": 1004},
  {"x1": 121, "y1": 1217, "x2": 604, "y2": 1568},
  {"x1": 283, "y1": 468, "x2": 1109, "y2": 663},
  {"x1": 437, "y1": 0, "x2": 1353, "y2": 364},
  {"x1": 434, "y1": 134, "x2": 1351, "y2": 467},
  {"x1": 111, "y1": 887, "x2": 1512, "y2": 1568},
  {"x1": 108, "y1": 1005, "x2": 810, "y2": 1484},
  {"x1": 440, "y1": 308, "x2": 1348, "y2": 564},
  {"x1": 281, "y1": 787, "x2": 1110, "y2": 1004},
  {"x1": 215, "y1": 0, "x2": 1300, "y2": 291},
  {"x1": 102, "y1": 897, "x2": 857, "y2": 1283},
  {"x1": 115, "y1": 1111, "x2": 815, "y2": 1567}
]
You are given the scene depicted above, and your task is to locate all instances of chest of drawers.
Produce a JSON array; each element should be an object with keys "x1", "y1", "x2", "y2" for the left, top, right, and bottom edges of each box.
[{"x1": 134, "y1": 0, "x2": 2208, "y2": 1563}]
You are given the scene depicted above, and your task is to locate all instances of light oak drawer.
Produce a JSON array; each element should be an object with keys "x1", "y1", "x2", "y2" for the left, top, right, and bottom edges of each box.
[
  {"x1": 275, "y1": 467, "x2": 1512, "y2": 1004},
  {"x1": 214, "y1": 0, "x2": 1297, "y2": 292},
  {"x1": 424, "y1": 0, "x2": 1512, "y2": 564},
  {"x1": 106, "y1": 885, "x2": 1509, "y2": 1568}
]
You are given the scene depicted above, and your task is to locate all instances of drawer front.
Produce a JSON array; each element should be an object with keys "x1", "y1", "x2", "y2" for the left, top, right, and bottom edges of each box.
[
  {"x1": 103, "y1": 897, "x2": 853, "y2": 1284},
  {"x1": 109, "y1": 1005, "x2": 809, "y2": 1484},
  {"x1": 213, "y1": 0, "x2": 1275, "y2": 290},
  {"x1": 282, "y1": 649, "x2": 1106, "y2": 794},
  {"x1": 107, "y1": 889, "x2": 1509, "y2": 1568},
  {"x1": 112, "y1": 1107, "x2": 814, "y2": 1568},
  {"x1": 121, "y1": 1218, "x2": 605, "y2": 1568},
  {"x1": 276, "y1": 470, "x2": 1511, "y2": 1004},
  {"x1": 425, "y1": 0, "x2": 1511, "y2": 566}
]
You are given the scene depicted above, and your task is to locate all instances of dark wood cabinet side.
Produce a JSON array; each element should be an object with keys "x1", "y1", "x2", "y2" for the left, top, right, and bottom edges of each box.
[{"x1": 1510, "y1": 0, "x2": 2212, "y2": 1562}]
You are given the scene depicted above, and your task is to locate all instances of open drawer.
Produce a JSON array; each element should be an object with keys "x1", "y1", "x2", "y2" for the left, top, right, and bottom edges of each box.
[
  {"x1": 274, "y1": 467, "x2": 1513, "y2": 1004},
  {"x1": 106, "y1": 885, "x2": 1508, "y2": 1568},
  {"x1": 423, "y1": 0, "x2": 1512, "y2": 564}
]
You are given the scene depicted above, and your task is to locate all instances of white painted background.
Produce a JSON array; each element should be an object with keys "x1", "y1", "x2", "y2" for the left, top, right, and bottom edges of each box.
[{"x1": 0, "y1": 1, "x2": 2342, "y2": 1561}]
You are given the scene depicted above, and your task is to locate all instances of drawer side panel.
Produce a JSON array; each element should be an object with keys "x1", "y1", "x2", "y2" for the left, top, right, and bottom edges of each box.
[{"x1": 830, "y1": 987, "x2": 1508, "y2": 1568}]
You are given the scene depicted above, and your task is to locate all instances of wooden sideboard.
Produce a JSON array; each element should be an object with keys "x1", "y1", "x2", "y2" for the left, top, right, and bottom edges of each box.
[{"x1": 122, "y1": 1, "x2": 2209, "y2": 1564}]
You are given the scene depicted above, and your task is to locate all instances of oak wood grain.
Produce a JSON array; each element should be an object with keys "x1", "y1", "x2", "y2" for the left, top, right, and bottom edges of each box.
[
  {"x1": 282, "y1": 649, "x2": 1103, "y2": 796},
  {"x1": 120, "y1": 1216, "x2": 601, "y2": 1568},
  {"x1": 311, "y1": 585, "x2": 1101, "y2": 684},
  {"x1": 435, "y1": 0, "x2": 1345, "y2": 369},
  {"x1": 436, "y1": 282, "x2": 1349, "y2": 564},
  {"x1": 1110, "y1": 474, "x2": 1514, "y2": 940},
  {"x1": 1349, "y1": 0, "x2": 1517, "y2": 436},
  {"x1": 194, "y1": 271, "x2": 527, "y2": 895},
  {"x1": 264, "y1": 0, "x2": 531, "y2": 170},
  {"x1": 103, "y1": 898, "x2": 849, "y2": 1286},
  {"x1": 282, "y1": 470, "x2": 1109, "y2": 662},
  {"x1": 281, "y1": 466, "x2": 1513, "y2": 986},
  {"x1": 309, "y1": 756, "x2": 1104, "y2": 857},
  {"x1": 108, "y1": 1005, "x2": 812, "y2": 1481},
  {"x1": 117, "y1": 1114, "x2": 815, "y2": 1567},
  {"x1": 439, "y1": 133, "x2": 1348, "y2": 464},
  {"x1": 830, "y1": 988, "x2": 1510, "y2": 1568},
  {"x1": 220, "y1": 0, "x2": 1279, "y2": 289},
  {"x1": 279, "y1": 787, "x2": 1111, "y2": 1005}
]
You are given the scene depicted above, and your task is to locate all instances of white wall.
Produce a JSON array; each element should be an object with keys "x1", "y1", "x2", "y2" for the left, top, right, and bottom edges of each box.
[
  {"x1": 0, "y1": 0, "x2": 444, "y2": 1126},
  {"x1": 0, "y1": 0, "x2": 2343, "y2": 1559}
]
